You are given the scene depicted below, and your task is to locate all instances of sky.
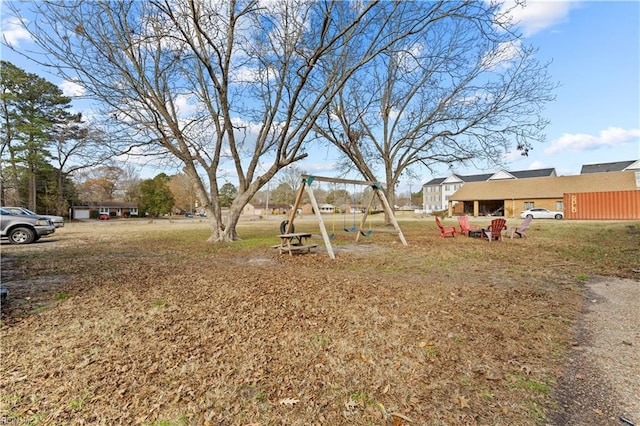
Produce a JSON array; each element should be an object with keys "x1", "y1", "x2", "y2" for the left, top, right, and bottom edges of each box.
[
  {"x1": 1, "y1": 1, "x2": 639, "y2": 191},
  {"x1": 497, "y1": 0, "x2": 640, "y2": 178}
]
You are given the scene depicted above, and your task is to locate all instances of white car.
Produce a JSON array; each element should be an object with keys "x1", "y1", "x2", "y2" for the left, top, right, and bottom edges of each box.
[
  {"x1": 1, "y1": 206, "x2": 65, "y2": 227},
  {"x1": 520, "y1": 208, "x2": 563, "y2": 220}
]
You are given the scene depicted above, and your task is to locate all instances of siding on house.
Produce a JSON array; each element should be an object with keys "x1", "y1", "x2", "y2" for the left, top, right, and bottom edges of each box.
[{"x1": 71, "y1": 202, "x2": 138, "y2": 219}]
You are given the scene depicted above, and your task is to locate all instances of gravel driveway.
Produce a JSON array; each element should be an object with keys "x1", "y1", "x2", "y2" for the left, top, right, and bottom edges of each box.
[{"x1": 550, "y1": 276, "x2": 640, "y2": 426}]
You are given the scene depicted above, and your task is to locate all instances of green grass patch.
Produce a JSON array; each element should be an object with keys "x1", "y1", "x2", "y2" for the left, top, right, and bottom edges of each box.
[
  {"x1": 54, "y1": 292, "x2": 70, "y2": 301},
  {"x1": 509, "y1": 373, "x2": 551, "y2": 395}
]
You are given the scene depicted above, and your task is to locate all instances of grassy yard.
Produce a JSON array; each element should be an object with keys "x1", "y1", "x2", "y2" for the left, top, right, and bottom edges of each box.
[{"x1": 1, "y1": 216, "x2": 638, "y2": 425}]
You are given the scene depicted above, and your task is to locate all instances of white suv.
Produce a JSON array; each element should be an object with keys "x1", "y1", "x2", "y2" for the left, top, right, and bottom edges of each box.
[{"x1": 1, "y1": 206, "x2": 65, "y2": 228}]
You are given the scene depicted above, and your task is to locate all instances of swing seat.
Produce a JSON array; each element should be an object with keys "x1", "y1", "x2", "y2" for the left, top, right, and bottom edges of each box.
[
  {"x1": 344, "y1": 226, "x2": 357, "y2": 233},
  {"x1": 359, "y1": 229, "x2": 372, "y2": 237}
]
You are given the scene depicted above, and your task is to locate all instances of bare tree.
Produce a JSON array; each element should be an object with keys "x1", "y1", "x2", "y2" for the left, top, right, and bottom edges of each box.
[
  {"x1": 169, "y1": 173, "x2": 198, "y2": 213},
  {"x1": 6, "y1": 0, "x2": 437, "y2": 242},
  {"x1": 274, "y1": 165, "x2": 306, "y2": 204},
  {"x1": 74, "y1": 166, "x2": 123, "y2": 202},
  {"x1": 50, "y1": 113, "x2": 112, "y2": 214},
  {"x1": 314, "y1": 1, "x2": 556, "y2": 213}
]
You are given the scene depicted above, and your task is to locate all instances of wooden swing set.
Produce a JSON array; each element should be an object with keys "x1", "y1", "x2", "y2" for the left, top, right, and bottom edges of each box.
[{"x1": 280, "y1": 174, "x2": 408, "y2": 259}]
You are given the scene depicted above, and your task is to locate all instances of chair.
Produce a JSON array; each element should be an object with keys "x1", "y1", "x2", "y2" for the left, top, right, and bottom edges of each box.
[
  {"x1": 457, "y1": 215, "x2": 479, "y2": 236},
  {"x1": 435, "y1": 216, "x2": 456, "y2": 238},
  {"x1": 508, "y1": 216, "x2": 532, "y2": 239},
  {"x1": 482, "y1": 218, "x2": 507, "y2": 242}
]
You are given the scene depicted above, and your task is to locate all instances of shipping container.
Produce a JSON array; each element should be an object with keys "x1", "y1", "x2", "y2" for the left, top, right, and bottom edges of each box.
[{"x1": 563, "y1": 190, "x2": 640, "y2": 220}]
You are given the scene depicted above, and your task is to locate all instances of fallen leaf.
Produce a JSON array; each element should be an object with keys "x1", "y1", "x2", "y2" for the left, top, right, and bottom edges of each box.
[
  {"x1": 279, "y1": 397, "x2": 300, "y2": 406},
  {"x1": 391, "y1": 412, "x2": 413, "y2": 423},
  {"x1": 345, "y1": 399, "x2": 358, "y2": 410},
  {"x1": 456, "y1": 395, "x2": 470, "y2": 409}
]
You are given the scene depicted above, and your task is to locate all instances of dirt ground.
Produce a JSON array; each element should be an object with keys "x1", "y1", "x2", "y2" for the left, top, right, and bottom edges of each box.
[{"x1": 1, "y1": 218, "x2": 638, "y2": 425}]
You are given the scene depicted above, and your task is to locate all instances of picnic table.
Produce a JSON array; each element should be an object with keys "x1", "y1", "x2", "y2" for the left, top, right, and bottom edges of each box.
[{"x1": 274, "y1": 232, "x2": 318, "y2": 256}]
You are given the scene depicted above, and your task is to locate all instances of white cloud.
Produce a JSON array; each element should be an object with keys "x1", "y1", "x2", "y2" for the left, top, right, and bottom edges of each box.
[
  {"x1": 528, "y1": 160, "x2": 547, "y2": 170},
  {"x1": 544, "y1": 127, "x2": 640, "y2": 155},
  {"x1": 59, "y1": 79, "x2": 86, "y2": 97},
  {"x1": 174, "y1": 94, "x2": 199, "y2": 117},
  {"x1": 302, "y1": 161, "x2": 338, "y2": 174},
  {"x1": 497, "y1": 0, "x2": 580, "y2": 37},
  {"x1": 1, "y1": 17, "x2": 31, "y2": 46},
  {"x1": 503, "y1": 150, "x2": 524, "y2": 162},
  {"x1": 481, "y1": 40, "x2": 522, "y2": 70}
]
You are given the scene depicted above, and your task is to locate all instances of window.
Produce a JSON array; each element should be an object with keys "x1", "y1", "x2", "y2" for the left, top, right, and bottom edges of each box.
[
  {"x1": 556, "y1": 201, "x2": 564, "y2": 211},
  {"x1": 524, "y1": 202, "x2": 534, "y2": 210}
]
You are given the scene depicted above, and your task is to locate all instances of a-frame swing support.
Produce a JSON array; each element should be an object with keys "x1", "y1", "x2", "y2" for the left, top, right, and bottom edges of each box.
[{"x1": 284, "y1": 175, "x2": 408, "y2": 260}]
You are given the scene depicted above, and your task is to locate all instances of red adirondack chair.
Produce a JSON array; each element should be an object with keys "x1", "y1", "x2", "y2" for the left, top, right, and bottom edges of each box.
[
  {"x1": 508, "y1": 216, "x2": 533, "y2": 239},
  {"x1": 457, "y1": 215, "x2": 479, "y2": 236},
  {"x1": 435, "y1": 216, "x2": 456, "y2": 238},
  {"x1": 482, "y1": 218, "x2": 507, "y2": 242}
]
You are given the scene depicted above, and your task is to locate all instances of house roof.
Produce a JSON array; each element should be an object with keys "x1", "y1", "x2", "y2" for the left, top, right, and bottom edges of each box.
[
  {"x1": 509, "y1": 168, "x2": 556, "y2": 179},
  {"x1": 458, "y1": 173, "x2": 493, "y2": 182},
  {"x1": 72, "y1": 201, "x2": 138, "y2": 208},
  {"x1": 424, "y1": 177, "x2": 446, "y2": 185},
  {"x1": 450, "y1": 171, "x2": 639, "y2": 201},
  {"x1": 423, "y1": 167, "x2": 556, "y2": 186},
  {"x1": 581, "y1": 160, "x2": 639, "y2": 174}
]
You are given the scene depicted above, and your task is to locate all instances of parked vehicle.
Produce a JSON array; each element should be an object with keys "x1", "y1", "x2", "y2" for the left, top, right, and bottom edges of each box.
[
  {"x1": 98, "y1": 213, "x2": 110, "y2": 220},
  {"x1": 0, "y1": 208, "x2": 56, "y2": 244},
  {"x1": 1, "y1": 206, "x2": 65, "y2": 228},
  {"x1": 520, "y1": 208, "x2": 564, "y2": 220}
]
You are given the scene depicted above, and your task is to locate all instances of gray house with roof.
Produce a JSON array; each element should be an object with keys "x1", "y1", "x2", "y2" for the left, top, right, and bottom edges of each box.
[
  {"x1": 422, "y1": 168, "x2": 556, "y2": 212},
  {"x1": 580, "y1": 160, "x2": 640, "y2": 174}
]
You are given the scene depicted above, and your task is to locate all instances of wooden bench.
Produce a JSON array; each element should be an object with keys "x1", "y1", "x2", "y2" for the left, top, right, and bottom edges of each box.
[{"x1": 280, "y1": 244, "x2": 318, "y2": 255}]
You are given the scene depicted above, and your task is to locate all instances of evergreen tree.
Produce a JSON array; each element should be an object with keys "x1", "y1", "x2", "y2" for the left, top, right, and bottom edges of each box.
[
  {"x1": 139, "y1": 174, "x2": 174, "y2": 217},
  {"x1": 0, "y1": 61, "x2": 72, "y2": 210},
  {"x1": 219, "y1": 183, "x2": 237, "y2": 208}
]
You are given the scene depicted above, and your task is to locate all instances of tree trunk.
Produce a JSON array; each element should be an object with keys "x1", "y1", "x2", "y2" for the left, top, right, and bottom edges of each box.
[
  {"x1": 6, "y1": 148, "x2": 22, "y2": 206},
  {"x1": 28, "y1": 164, "x2": 37, "y2": 211},
  {"x1": 204, "y1": 203, "x2": 242, "y2": 242},
  {"x1": 56, "y1": 171, "x2": 65, "y2": 216},
  {"x1": 384, "y1": 183, "x2": 396, "y2": 226}
]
